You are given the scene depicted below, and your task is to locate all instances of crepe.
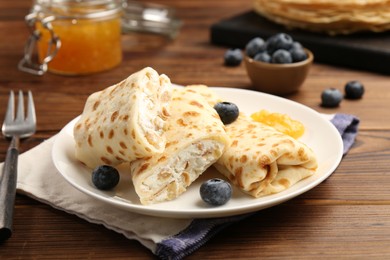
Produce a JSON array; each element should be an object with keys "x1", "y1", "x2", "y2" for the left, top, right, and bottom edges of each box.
[
  {"x1": 130, "y1": 87, "x2": 231, "y2": 205},
  {"x1": 185, "y1": 85, "x2": 318, "y2": 197},
  {"x1": 73, "y1": 67, "x2": 172, "y2": 169},
  {"x1": 185, "y1": 84, "x2": 223, "y2": 106},
  {"x1": 214, "y1": 115, "x2": 317, "y2": 197},
  {"x1": 253, "y1": 0, "x2": 390, "y2": 35}
]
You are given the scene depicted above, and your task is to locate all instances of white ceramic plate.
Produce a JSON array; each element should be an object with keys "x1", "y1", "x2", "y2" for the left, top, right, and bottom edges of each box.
[{"x1": 52, "y1": 87, "x2": 343, "y2": 219}]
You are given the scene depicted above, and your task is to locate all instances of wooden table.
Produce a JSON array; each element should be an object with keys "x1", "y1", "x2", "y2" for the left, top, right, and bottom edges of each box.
[{"x1": 1, "y1": 0, "x2": 390, "y2": 259}]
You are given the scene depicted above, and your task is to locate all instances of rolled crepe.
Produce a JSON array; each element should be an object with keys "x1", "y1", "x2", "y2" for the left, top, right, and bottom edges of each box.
[
  {"x1": 185, "y1": 85, "x2": 318, "y2": 197},
  {"x1": 214, "y1": 115, "x2": 318, "y2": 197},
  {"x1": 185, "y1": 84, "x2": 222, "y2": 106},
  {"x1": 130, "y1": 87, "x2": 231, "y2": 205},
  {"x1": 73, "y1": 67, "x2": 172, "y2": 169}
]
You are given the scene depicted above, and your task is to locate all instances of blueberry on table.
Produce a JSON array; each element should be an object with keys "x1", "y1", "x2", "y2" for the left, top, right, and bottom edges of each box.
[
  {"x1": 200, "y1": 178, "x2": 232, "y2": 206},
  {"x1": 224, "y1": 48, "x2": 243, "y2": 67},
  {"x1": 245, "y1": 37, "x2": 266, "y2": 58},
  {"x1": 272, "y1": 49, "x2": 293, "y2": 64},
  {"x1": 266, "y1": 33, "x2": 294, "y2": 54},
  {"x1": 214, "y1": 101, "x2": 239, "y2": 125},
  {"x1": 321, "y1": 88, "x2": 343, "y2": 108},
  {"x1": 344, "y1": 80, "x2": 365, "y2": 99},
  {"x1": 92, "y1": 165, "x2": 120, "y2": 190}
]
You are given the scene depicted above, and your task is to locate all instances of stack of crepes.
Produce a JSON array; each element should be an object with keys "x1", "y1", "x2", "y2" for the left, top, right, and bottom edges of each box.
[
  {"x1": 253, "y1": 0, "x2": 390, "y2": 35},
  {"x1": 73, "y1": 67, "x2": 318, "y2": 205}
]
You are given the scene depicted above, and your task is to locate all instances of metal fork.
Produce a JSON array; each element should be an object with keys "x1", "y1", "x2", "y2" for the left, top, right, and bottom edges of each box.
[{"x1": 0, "y1": 90, "x2": 36, "y2": 241}]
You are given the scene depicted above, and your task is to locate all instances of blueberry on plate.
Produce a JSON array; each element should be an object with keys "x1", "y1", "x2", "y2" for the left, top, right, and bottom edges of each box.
[
  {"x1": 344, "y1": 80, "x2": 365, "y2": 99},
  {"x1": 200, "y1": 178, "x2": 232, "y2": 206},
  {"x1": 214, "y1": 101, "x2": 239, "y2": 125},
  {"x1": 92, "y1": 165, "x2": 120, "y2": 190},
  {"x1": 224, "y1": 48, "x2": 243, "y2": 67},
  {"x1": 321, "y1": 88, "x2": 343, "y2": 108},
  {"x1": 245, "y1": 37, "x2": 266, "y2": 58},
  {"x1": 253, "y1": 52, "x2": 271, "y2": 63},
  {"x1": 272, "y1": 49, "x2": 293, "y2": 64},
  {"x1": 266, "y1": 33, "x2": 294, "y2": 54}
]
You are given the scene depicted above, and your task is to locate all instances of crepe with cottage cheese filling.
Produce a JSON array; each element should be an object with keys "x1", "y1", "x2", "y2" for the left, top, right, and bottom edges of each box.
[
  {"x1": 130, "y1": 87, "x2": 231, "y2": 205},
  {"x1": 73, "y1": 67, "x2": 172, "y2": 169},
  {"x1": 185, "y1": 85, "x2": 317, "y2": 197}
]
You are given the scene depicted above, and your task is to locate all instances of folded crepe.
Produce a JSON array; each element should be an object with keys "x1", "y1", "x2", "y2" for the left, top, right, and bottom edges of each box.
[
  {"x1": 73, "y1": 67, "x2": 172, "y2": 169},
  {"x1": 185, "y1": 85, "x2": 318, "y2": 197},
  {"x1": 130, "y1": 87, "x2": 231, "y2": 205},
  {"x1": 214, "y1": 115, "x2": 317, "y2": 197}
]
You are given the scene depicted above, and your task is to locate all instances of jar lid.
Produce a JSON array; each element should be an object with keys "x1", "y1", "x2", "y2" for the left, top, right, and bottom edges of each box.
[
  {"x1": 121, "y1": 1, "x2": 182, "y2": 39},
  {"x1": 33, "y1": 0, "x2": 122, "y2": 19}
]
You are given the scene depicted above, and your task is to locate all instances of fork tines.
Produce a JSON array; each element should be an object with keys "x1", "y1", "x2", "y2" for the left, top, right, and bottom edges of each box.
[
  {"x1": 4, "y1": 90, "x2": 35, "y2": 123},
  {"x1": 2, "y1": 90, "x2": 36, "y2": 138}
]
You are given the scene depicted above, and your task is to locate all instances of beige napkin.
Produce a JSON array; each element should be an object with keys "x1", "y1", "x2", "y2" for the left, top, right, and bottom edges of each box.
[
  {"x1": 12, "y1": 135, "x2": 192, "y2": 253},
  {"x1": 1, "y1": 113, "x2": 359, "y2": 260}
]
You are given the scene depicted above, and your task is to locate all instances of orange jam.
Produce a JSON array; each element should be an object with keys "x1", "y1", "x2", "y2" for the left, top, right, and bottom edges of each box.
[
  {"x1": 34, "y1": 0, "x2": 122, "y2": 75},
  {"x1": 37, "y1": 18, "x2": 122, "y2": 75},
  {"x1": 251, "y1": 109, "x2": 305, "y2": 139}
]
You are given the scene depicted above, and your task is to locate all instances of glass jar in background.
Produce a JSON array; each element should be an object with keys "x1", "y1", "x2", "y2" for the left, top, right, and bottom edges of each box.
[{"x1": 19, "y1": 0, "x2": 123, "y2": 76}]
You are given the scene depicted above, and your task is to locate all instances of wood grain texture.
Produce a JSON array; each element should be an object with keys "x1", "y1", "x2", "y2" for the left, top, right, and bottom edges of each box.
[{"x1": 1, "y1": 0, "x2": 390, "y2": 259}]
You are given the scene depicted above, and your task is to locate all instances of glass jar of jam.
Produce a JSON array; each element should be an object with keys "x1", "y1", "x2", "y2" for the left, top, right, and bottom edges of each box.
[{"x1": 19, "y1": 0, "x2": 123, "y2": 75}]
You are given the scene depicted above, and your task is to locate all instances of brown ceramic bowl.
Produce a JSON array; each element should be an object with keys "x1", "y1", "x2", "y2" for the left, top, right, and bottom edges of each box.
[{"x1": 244, "y1": 49, "x2": 313, "y2": 96}]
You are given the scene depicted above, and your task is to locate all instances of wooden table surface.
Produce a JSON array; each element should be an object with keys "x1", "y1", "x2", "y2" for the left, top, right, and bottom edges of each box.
[{"x1": 1, "y1": 0, "x2": 390, "y2": 259}]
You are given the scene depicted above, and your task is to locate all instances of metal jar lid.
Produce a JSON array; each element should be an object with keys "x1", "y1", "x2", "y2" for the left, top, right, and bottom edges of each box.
[{"x1": 32, "y1": 0, "x2": 123, "y2": 20}]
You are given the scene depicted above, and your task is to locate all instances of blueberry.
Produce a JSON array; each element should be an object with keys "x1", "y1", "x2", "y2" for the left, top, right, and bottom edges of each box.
[
  {"x1": 245, "y1": 37, "x2": 266, "y2": 58},
  {"x1": 290, "y1": 46, "x2": 307, "y2": 62},
  {"x1": 272, "y1": 49, "x2": 293, "y2": 64},
  {"x1": 344, "y1": 80, "x2": 365, "y2": 99},
  {"x1": 290, "y1": 41, "x2": 303, "y2": 51},
  {"x1": 253, "y1": 52, "x2": 271, "y2": 63},
  {"x1": 266, "y1": 33, "x2": 294, "y2": 54},
  {"x1": 200, "y1": 178, "x2": 232, "y2": 206},
  {"x1": 321, "y1": 88, "x2": 343, "y2": 108},
  {"x1": 92, "y1": 165, "x2": 120, "y2": 190},
  {"x1": 214, "y1": 101, "x2": 239, "y2": 125},
  {"x1": 224, "y1": 48, "x2": 243, "y2": 67}
]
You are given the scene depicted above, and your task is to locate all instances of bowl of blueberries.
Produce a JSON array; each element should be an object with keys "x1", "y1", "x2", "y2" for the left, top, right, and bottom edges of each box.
[{"x1": 243, "y1": 33, "x2": 313, "y2": 96}]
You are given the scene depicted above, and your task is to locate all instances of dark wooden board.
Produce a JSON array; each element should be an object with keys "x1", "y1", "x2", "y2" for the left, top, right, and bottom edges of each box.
[{"x1": 210, "y1": 11, "x2": 390, "y2": 75}]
